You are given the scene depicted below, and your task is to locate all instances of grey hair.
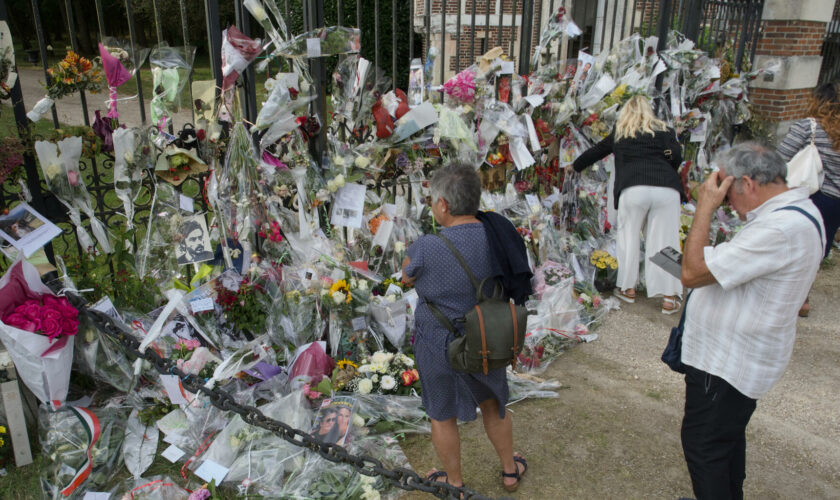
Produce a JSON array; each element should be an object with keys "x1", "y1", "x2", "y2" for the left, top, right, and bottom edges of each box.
[
  {"x1": 429, "y1": 163, "x2": 481, "y2": 216},
  {"x1": 717, "y1": 142, "x2": 787, "y2": 185}
]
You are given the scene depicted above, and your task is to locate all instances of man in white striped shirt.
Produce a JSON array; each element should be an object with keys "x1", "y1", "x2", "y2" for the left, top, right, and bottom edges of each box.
[{"x1": 679, "y1": 143, "x2": 824, "y2": 500}]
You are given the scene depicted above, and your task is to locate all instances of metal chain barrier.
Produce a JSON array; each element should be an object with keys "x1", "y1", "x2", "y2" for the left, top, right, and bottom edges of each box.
[{"x1": 70, "y1": 293, "x2": 502, "y2": 500}]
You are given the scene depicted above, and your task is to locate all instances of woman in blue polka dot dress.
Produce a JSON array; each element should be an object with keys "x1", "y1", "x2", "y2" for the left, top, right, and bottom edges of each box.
[{"x1": 402, "y1": 163, "x2": 527, "y2": 492}]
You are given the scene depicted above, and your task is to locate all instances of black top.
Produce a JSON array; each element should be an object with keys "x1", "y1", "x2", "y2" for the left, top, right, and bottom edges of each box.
[
  {"x1": 476, "y1": 211, "x2": 533, "y2": 305},
  {"x1": 572, "y1": 128, "x2": 683, "y2": 209}
]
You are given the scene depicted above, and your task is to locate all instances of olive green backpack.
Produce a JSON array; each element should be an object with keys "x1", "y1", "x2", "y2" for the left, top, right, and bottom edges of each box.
[{"x1": 424, "y1": 234, "x2": 529, "y2": 375}]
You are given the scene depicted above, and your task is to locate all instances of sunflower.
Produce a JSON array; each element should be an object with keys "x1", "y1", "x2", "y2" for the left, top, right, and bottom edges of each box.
[{"x1": 336, "y1": 359, "x2": 358, "y2": 370}]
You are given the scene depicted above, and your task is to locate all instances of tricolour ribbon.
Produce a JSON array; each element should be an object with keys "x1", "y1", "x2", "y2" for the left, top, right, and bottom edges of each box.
[{"x1": 60, "y1": 406, "x2": 102, "y2": 497}]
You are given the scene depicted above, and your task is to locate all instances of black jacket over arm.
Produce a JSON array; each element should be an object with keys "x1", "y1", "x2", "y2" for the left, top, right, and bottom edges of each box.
[
  {"x1": 572, "y1": 128, "x2": 683, "y2": 209},
  {"x1": 476, "y1": 211, "x2": 533, "y2": 305}
]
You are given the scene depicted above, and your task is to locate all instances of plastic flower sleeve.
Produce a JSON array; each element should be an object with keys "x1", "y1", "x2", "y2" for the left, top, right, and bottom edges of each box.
[
  {"x1": 221, "y1": 25, "x2": 263, "y2": 92},
  {"x1": 73, "y1": 312, "x2": 134, "y2": 392},
  {"x1": 273, "y1": 26, "x2": 361, "y2": 59},
  {"x1": 215, "y1": 123, "x2": 260, "y2": 257},
  {"x1": 99, "y1": 38, "x2": 150, "y2": 120},
  {"x1": 39, "y1": 405, "x2": 128, "y2": 499},
  {"x1": 354, "y1": 393, "x2": 430, "y2": 435},
  {"x1": 27, "y1": 95, "x2": 54, "y2": 122},
  {"x1": 111, "y1": 476, "x2": 190, "y2": 500},
  {"x1": 123, "y1": 408, "x2": 159, "y2": 479},
  {"x1": 112, "y1": 128, "x2": 150, "y2": 228},
  {"x1": 35, "y1": 137, "x2": 112, "y2": 254},
  {"x1": 149, "y1": 44, "x2": 196, "y2": 128},
  {"x1": 507, "y1": 369, "x2": 563, "y2": 401},
  {"x1": 135, "y1": 182, "x2": 182, "y2": 284}
]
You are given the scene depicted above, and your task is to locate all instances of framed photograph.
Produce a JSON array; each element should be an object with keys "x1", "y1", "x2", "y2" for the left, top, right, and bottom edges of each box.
[
  {"x1": 176, "y1": 214, "x2": 214, "y2": 265},
  {"x1": 0, "y1": 203, "x2": 62, "y2": 257},
  {"x1": 571, "y1": 51, "x2": 595, "y2": 97},
  {"x1": 311, "y1": 396, "x2": 357, "y2": 446}
]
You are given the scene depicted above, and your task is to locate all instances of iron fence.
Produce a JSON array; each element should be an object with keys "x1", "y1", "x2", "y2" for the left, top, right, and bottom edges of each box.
[
  {"x1": 819, "y1": 1, "x2": 840, "y2": 85},
  {"x1": 0, "y1": 0, "x2": 766, "y2": 269}
]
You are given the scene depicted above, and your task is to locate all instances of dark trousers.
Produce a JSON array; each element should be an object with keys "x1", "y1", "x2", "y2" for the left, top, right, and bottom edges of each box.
[
  {"x1": 681, "y1": 365, "x2": 757, "y2": 500},
  {"x1": 812, "y1": 190, "x2": 840, "y2": 258}
]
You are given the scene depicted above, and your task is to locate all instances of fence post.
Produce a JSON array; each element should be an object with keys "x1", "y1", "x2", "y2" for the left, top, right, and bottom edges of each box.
[
  {"x1": 0, "y1": 0, "x2": 56, "y2": 264},
  {"x1": 654, "y1": 0, "x2": 674, "y2": 114},
  {"x1": 29, "y1": 0, "x2": 60, "y2": 128},
  {"x1": 205, "y1": 0, "x2": 224, "y2": 92},
  {"x1": 518, "y1": 0, "x2": 534, "y2": 75},
  {"x1": 681, "y1": 0, "x2": 703, "y2": 43},
  {"x1": 305, "y1": 0, "x2": 327, "y2": 164}
]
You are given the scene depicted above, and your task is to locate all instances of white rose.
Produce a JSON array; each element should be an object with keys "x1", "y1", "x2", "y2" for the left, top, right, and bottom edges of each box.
[
  {"x1": 352, "y1": 414, "x2": 366, "y2": 427},
  {"x1": 332, "y1": 291, "x2": 346, "y2": 304},
  {"x1": 327, "y1": 179, "x2": 338, "y2": 192},
  {"x1": 316, "y1": 188, "x2": 330, "y2": 201},
  {"x1": 334, "y1": 174, "x2": 345, "y2": 188},
  {"x1": 264, "y1": 78, "x2": 276, "y2": 91},
  {"x1": 123, "y1": 151, "x2": 134, "y2": 164},
  {"x1": 357, "y1": 280, "x2": 369, "y2": 291},
  {"x1": 358, "y1": 364, "x2": 372, "y2": 374},
  {"x1": 380, "y1": 375, "x2": 397, "y2": 391},
  {"x1": 333, "y1": 155, "x2": 345, "y2": 167},
  {"x1": 45, "y1": 163, "x2": 62, "y2": 180},
  {"x1": 371, "y1": 351, "x2": 389, "y2": 364},
  {"x1": 393, "y1": 241, "x2": 405, "y2": 253},
  {"x1": 355, "y1": 156, "x2": 370, "y2": 168},
  {"x1": 386, "y1": 294, "x2": 397, "y2": 303},
  {"x1": 357, "y1": 378, "x2": 373, "y2": 394}
]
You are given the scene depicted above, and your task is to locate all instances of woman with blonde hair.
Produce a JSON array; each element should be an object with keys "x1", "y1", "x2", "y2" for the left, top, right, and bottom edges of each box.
[
  {"x1": 778, "y1": 82, "x2": 840, "y2": 316},
  {"x1": 570, "y1": 95, "x2": 684, "y2": 313}
]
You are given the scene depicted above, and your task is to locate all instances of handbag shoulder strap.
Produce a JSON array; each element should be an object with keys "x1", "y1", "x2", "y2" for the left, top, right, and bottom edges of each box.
[
  {"x1": 774, "y1": 205, "x2": 824, "y2": 248},
  {"x1": 677, "y1": 291, "x2": 692, "y2": 332},
  {"x1": 436, "y1": 233, "x2": 482, "y2": 291}
]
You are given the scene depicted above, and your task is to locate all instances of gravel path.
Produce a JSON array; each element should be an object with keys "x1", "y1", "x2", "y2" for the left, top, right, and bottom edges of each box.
[
  {"x1": 401, "y1": 255, "x2": 840, "y2": 499},
  {"x1": 13, "y1": 67, "x2": 194, "y2": 130}
]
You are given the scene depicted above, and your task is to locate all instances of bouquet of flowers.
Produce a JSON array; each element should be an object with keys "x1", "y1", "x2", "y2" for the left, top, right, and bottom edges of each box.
[
  {"x1": 35, "y1": 136, "x2": 112, "y2": 254},
  {"x1": 45, "y1": 50, "x2": 104, "y2": 100},
  {"x1": 589, "y1": 249, "x2": 618, "y2": 292},
  {"x1": 274, "y1": 26, "x2": 361, "y2": 59},
  {"x1": 350, "y1": 350, "x2": 420, "y2": 396},
  {"x1": 99, "y1": 37, "x2": 150, "y2": 120},
  {"x1": 112, "y1": 127, "x2": 151, "y2": 228},
  {"x1": 216, "y1": 274, "x2": 269, "y2": 341},
  {"x1": 0, "y1": 259, "x2": 79, "y2": 409},
  {"x1": 149, "y1": 44, "x2": 196, "y2": 128},
  {"x1": 516, "y1": 328, "x2": 578, "y2": 374}
]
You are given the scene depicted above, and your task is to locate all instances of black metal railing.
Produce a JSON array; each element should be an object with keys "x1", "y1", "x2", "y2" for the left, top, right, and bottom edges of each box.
[{"x1": 819, "y1": 1, "x2": 840, "y2": 85}]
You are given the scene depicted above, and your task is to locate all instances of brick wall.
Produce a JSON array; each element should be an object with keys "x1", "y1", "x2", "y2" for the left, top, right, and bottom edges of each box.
[
  {"x1": 755, "y1": 21, "x2": 825, "y2": 57},
  {"x1": 750, "y1": 87, "x2": 814, "y2": 121}
]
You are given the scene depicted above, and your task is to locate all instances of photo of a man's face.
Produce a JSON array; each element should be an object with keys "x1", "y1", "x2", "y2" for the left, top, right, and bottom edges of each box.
[{"x1": 176, "y1": 214, "x2": 213, "y2": 265}]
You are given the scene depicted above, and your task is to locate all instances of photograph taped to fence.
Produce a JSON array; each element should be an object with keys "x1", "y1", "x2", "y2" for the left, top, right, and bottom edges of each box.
[
  {"x1": 0, "y1": 203, "x2": 62, "y2": 257},
  {"x1": 176, "y1": 214, "x2": 214, "y2": 265}
]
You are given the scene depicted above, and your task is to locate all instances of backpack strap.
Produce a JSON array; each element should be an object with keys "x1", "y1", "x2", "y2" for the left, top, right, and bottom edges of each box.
[{"x1": 774, "y1": 205, "x2": 824, "y2": 249}]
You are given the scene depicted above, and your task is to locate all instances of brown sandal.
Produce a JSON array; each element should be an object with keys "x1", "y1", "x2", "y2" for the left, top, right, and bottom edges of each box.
[{"x1": 501, "y1": 453, "x2": 527, "y2": 492}]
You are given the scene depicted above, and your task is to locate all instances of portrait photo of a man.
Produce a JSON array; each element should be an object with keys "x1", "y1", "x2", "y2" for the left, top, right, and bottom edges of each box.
[{"x1": 176, "y1": 214, "x2": 214, "y2": 265}]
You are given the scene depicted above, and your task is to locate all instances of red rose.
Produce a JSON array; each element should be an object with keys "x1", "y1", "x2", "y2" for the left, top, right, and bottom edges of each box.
[
  {"x1": 42, "y1": 318, "x2": 62, "y2": 339},
  {"x1": 61, "y1": 318, "x2": 79, "y2": 337},
  {"x1": 400, "y1": 370, "x2": 417, "y2": 386},
  {"x1": 16, "y1": 300, "x2": 43, "y2": 321},
  {"x1": 3, "y1": 312, "x2": 38, "y2": 332}
]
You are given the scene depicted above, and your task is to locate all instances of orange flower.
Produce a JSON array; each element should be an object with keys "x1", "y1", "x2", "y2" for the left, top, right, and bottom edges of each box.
[{"x1": 401, "y1": 369, "x2": 419, "y2": 386}]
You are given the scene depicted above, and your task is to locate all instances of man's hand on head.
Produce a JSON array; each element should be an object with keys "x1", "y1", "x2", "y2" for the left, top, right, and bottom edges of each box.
[{"x1": 696, "y1": 170, "x2": 734, "y2": 215}]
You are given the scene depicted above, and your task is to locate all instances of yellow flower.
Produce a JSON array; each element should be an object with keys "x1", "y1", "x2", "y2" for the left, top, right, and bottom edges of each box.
[
  {"x1": 336, "y1": 359, "x2": 358, "y2": 370},
  {"x1": 0, "y1": 425, "x2": 6, "y2": 433},
  {"x1": 596, "y1": 262, "x2": 606, "y2": 269}
]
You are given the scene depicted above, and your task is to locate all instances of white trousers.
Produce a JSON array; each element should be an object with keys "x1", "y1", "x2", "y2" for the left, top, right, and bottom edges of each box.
[{"x1": 615, "y1": 185, "x2": 683, "y2": 297}]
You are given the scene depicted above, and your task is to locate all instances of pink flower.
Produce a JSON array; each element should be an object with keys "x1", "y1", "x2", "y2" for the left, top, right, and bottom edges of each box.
[
  {"x1": 67, "y1": 169, "x2": 79, "y2": 186},
  {"x1": 61, "y1": 318, "x2": 79, "y2": 337},
  {"x1": 42, "y1": 308, "x2": 63, "y2": 323},
  {"x1": 56, "y1": 298, "x2": 78, "y2": 320},
  {"x1": 188, "y1": 489, "x2": 211, "y2": 500},
  {"x1": 3, "y1": 312, "x2": 38, "y2": 332},
  {"x1": 41, "y1": 318, "x2": 62, "y2": 339},
  {"x1": 16, "y1": 300, "x2": 43, "y2": 321}
]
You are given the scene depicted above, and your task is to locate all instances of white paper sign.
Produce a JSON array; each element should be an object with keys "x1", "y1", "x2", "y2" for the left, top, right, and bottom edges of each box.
[
  {"x1": 82, "y1": 493, "x2": 111, "y2": 500},
  {"x1": 195, "y1": 459, "x2": 230, "y2": 485},
  {"x1": 523, "y1": 114, "x2": 541, "y2": 152},
  {"x1": 351, "y1": 316, "x2": 367, "y2": 331},
  {"x1": 498, "y1": 60, "x2": 515, "y2": 74},
  {"x1": 190, "y1": 297, "x2": 215, "y2": 313},
  {"x1": 566, "y1": 20, "x2": 583, "y2": 37},
  {"x1": 330, "y1": 183, "x2": 367, "y2": 228},
  {"x1": 306, "y1": 38, "x2": 321, "y2": 58},
  {"x1": 160, "y1": 375, "x2": 190, "y2": 405},
  {"x1": 161, "y1": 444, "x2": 186, "y2": 463},
  {"x1": 179, "y1": 194, "x2": 195, "y2": 213},
  {"x1": 525, "y1": 194, "x2": 540, "y2": 210},
  {"x1": 509, "y1": 137, "x2": 535, "y2": 171},
  {"x1": 523, "y1": 94, "x2": 544, "y2": 108}
]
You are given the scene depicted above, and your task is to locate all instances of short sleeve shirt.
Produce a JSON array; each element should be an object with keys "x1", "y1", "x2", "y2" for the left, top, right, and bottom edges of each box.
[{"x1": 681, "y1": 188, "x2": 824, "y2": 399}]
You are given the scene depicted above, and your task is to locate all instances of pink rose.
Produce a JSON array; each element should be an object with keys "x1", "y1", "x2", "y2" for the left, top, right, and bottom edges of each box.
[
  {"x1": 15, "y1": 300, "x2": 43, "y2": 321},
  {"x1": 3, "y1": 312, "x2": 38, "y2": 332},
  {"x1": 41, "y1": 318, "x2": 62, "y2": 339},
  {"x1": 56, "y1": 297, "x2": 78, "y2": 320},
  {"x1": 67, "y1": 169, "x2": 79, "y2": 186},
  {"x1": 42, "y1": 308, "x2": 63, "y2": 323},
  {"x1": 61, "y1": 318, "x2": 79, "y2": 337}
]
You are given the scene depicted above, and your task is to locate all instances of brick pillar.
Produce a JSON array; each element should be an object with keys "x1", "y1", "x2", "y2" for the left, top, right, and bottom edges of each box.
[{"x1": 750, "y1": 0, "x2": 834, "y2": 139}]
